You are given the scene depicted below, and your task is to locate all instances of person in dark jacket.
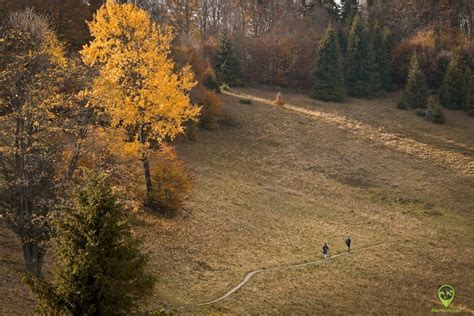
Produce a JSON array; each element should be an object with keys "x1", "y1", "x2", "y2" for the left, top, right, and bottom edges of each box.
[
  {"x1": 322, "y1": 243, "x2": 329, "y2": 259},
  {"x1": 345, "y1": 236, "x2": 351, "y2": 254}
]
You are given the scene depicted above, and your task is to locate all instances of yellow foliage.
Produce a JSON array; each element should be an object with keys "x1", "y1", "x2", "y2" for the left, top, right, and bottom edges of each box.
[
  {"x1": 274, "y1": 92, "x2": 285, "y2": 106},
  {"x1": 151, "y1": 145, "x2": 192, "y2": 214},
  {"x1": 81, "y1": 0, "x2": 200, "y2": 153},
  {"x1": 409, "y1": 29, "x2": 436, "y2": 50},
  {"x1": 191, "y1": 86, "x2": 221, "y2": 129}
]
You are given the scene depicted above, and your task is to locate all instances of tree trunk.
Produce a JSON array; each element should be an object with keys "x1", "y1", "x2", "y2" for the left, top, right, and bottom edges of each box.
[
  {"x1": 65, "y1": 127, "x2": 88, "y2": 181},
  {"x1": 142, "y1": 156, "x2": 153, "y2": 197},
  {"x1": 22, "y1": 242, "x2": 45, "y2": 277}
]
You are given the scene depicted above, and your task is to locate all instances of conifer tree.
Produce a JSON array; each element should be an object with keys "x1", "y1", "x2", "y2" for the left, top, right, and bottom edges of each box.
[
  {"x1": 340, "y1": 0, "x2": 359, "y2": 26},
  {"x1": 440, "y1": 53, "x2": 466, "y2": 110},
  {"x1": 464, "y1": 68, "x2": 474, "y2": 115},
  {"x1": 371, "y1": 25, "x2": 391, "y2": 91},
  {"x1": 399, "y1": 54, "x2": 428, "y2": 109},
  {"x1": 25, "y1": 171, "x2": 155, "y2": 315},
  {"x1": 337, "y1": 0, "x2": 359, "y2": 56},
  {"x1": 214, "y1": 31, "x2": 240, "y2": 86},
  {"x1": 312, "y1": 25, "x2": 345, "y2": 102},
  {"x1": 346, "y1": 15, "x2": 374, "y2": 97}
]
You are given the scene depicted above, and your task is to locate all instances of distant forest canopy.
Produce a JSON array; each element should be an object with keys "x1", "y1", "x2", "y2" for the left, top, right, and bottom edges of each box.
[{"x1": 1, "y1": 0, "x2": 472, "y2": 87}]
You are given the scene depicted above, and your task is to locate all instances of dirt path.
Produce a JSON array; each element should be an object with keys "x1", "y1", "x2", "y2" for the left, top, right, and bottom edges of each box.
[
  {"x1": 176, "y1": 242, "x2": 393, "y2": 309},
  {"x1": 224, "y1": 90, "x2": 474, "y2": 176}
]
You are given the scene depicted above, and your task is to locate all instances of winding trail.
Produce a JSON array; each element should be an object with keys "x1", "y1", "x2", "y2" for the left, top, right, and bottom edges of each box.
[
  {"x1": 176, "y1": 242, "x2": 393, "y2": 309},
  {"x1": 223, "y1": 90, "x2": 474, "y2": 176}
]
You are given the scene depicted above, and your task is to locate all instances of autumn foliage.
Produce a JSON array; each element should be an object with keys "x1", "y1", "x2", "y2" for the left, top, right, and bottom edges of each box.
[
  {"x1": 0, "y1": 9, "x2": 68, "y2": 276},
  {"x1": 151, "y1": 145, "x2": 192, "y2": 215},
  {"x1": 81, "y1": 0, "x2": 200, "y2": 204}
]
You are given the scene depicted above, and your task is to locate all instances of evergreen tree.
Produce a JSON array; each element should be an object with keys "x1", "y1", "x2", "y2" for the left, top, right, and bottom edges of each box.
[
  {"x1": 337, "y1": 0, "x2": 359, "y2": 56},
  {"x1": 371, "y1": 25, "x2": 391, "y2": 91},
  {"x1": 215, "y1": 31, "x2": 240, "y2": 86},
  {"x1": 399, "y1": 54, "x2": 428, "y2": 109},
  {"x1": 340, "y1": 0, "x2": 359, "y2": 26},
  {"x1": 312, "y1": 25, "x2": 345, "y2": 102},
  {"x1": 25, "y1": 171, "x2": 155, "y2": 315},
  {"x1": 440, "y1": 53, "x2": 466, "y2": 110},
  {"x1": 346, "y1": 15, "x2": 374, "y2": 97},
  {"x1": 464, "y1": 68, "x2": 474, "y2": 115}
]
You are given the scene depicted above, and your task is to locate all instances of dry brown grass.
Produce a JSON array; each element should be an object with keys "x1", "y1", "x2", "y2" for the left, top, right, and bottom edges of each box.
[{"x1": 1, "y1": 87, "x2": 473, "y2": 314}]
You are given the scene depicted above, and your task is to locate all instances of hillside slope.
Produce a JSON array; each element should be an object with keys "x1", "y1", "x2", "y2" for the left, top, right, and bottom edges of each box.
[{"x1": 1, "y1": 88, "x2": 473, "y2": 314}]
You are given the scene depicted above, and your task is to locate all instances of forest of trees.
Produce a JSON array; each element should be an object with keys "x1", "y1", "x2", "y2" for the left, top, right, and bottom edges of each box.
[{"x1": 0, "y1": 0, "x2": 473, "y2": 313}]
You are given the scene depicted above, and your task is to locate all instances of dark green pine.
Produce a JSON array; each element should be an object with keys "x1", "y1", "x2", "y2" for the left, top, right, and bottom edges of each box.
[
  {"x1": 346, "y1": 15, "x2": 374, "y2": 97},
  {"x1": 440, "y1": 53, "x2": 466, "y2": 110},
  {"x1": 400, "y1": 54, "x2": 428, "y2": 109},
  {"x1": 214, "y1": 31, "x2": 240, "y2": 86},
  {"x1": 25, "y1": 171, "x2": 155, "y2": 315},
  {"x1": 464, "y1": 68, "x2": 474, "y2": 115},
  {"x1": 371, "y1": 26, "x2": 391, "y2": 92},
  {"x1": 312, "y1": 25, "x2": 345, "y2": 102}
]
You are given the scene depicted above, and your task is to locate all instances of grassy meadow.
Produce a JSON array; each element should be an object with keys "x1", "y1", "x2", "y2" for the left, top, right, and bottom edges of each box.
[{"x1": 1, "y1": 88, "x2": 473, "y2": 314}]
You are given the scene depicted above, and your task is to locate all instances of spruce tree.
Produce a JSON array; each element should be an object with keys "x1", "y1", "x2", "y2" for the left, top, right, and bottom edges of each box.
[
  {"x1": 215, "y1": 31, "x2": 240, "y2": 86},
  {"x1": 340, "y1": 0, "x2": 359, "y2": 26},
  {"x1": 337, "y1": 0, "x2": 359, "y2": 56},
  {"x1": 312, "y1": 25, "x2": 345, "y2": 102},
  {"x1": 464, "y1": 68, "x2": 474, "y2": 115},
  {"x1": 346, "y1": 15, "x2": 374, "y2": 97},
  {"x1": 399, "y1": 54, "x2": 428, "y2": 109},
  {"x1": 25, "y1": 171, "x2": 155, "y2": 315},
  {"x1": 440, "y1": 53, "x2": 466, "y2": 110},
  {"x1": 371, "y1": 26, "x2": 391, "y2": 91}
]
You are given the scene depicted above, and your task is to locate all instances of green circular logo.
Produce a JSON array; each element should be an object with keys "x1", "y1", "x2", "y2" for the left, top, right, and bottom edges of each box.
[{"x1": 438, "y1": 285, "x2": 455, "y2": 308}]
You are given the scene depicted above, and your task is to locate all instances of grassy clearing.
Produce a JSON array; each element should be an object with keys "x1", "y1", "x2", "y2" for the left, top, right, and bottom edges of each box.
[{"x1": 1, "y1": 88, "x2": 473, "y2": 314}]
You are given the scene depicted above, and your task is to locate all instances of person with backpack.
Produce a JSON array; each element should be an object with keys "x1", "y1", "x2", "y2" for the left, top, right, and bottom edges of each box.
[
  {"x1": 345, "y1": 236, "x2": 351, "y2": 254},
  {"x1": 322, "y1": 243, "x2": 329, "y2": 259}
]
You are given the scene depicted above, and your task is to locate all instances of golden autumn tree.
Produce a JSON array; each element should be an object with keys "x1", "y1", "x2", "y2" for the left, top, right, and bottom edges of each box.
[{"x1": 81, "y1": 0, "x2": 199, "y2": 206}]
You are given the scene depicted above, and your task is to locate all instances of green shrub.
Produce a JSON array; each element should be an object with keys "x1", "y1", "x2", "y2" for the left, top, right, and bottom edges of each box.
[
  {"x1": 204, "y1": 74, "x2": 220, "y2": 92},
  {"x1": 396, "y1": 99, "x2": 408, "y2": 110},
  {"x1": 416, "y1": 109, "x2": 426, "y2": 117},
  {"x1": 239, "y1": 99, "x2": 252, "y2": 104},
  {"x1": 426, "y1": 97, "x2": 444, "y2": 124}
]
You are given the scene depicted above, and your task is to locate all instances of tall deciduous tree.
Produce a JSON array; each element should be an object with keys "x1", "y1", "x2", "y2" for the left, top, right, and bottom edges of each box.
[
  {"x1": 0, "y1": 9, "x2": 68, "y2": 276},
  {"x1": 312, "y1": 25, "x2": 345, "y2": 102},
  {"x1": 25, "y1": 171, "x2": 155, "y2": 315},
  {"x1": 214, "y1": 30, "x2": 240, "y2": 86},
  {"x1": 346, "y1": 15, "x2": 374, "y2": 97},
  {"x1": 399, "y1": 54, "x2": 428, "y2": 109},
  {"x1": 81, "y1": 0, "x2": 199, "y2": 206}
]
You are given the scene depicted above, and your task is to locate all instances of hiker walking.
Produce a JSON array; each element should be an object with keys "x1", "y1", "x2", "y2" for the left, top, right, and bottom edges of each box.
[
  {"x1": 345, "y1": 236, "x2": 351, "y2": 254},
  {"x1": 322, "y1": 243, "x2": 329, "y2": 259}
]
